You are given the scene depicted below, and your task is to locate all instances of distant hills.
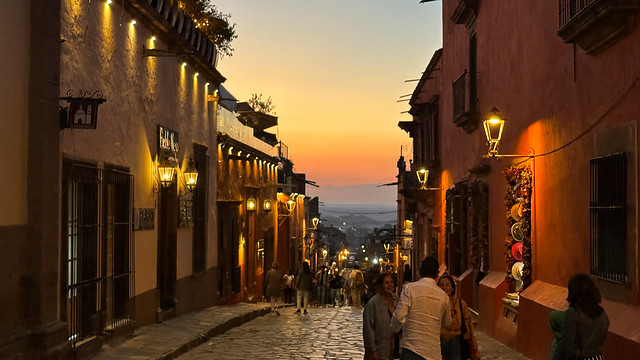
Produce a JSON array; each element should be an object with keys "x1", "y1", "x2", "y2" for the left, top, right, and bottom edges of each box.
[{"x1": 319, "y1": 203, "x2": 396, "y2": 230}]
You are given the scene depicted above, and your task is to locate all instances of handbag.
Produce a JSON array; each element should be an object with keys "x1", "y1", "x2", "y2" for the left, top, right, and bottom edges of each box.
[{"x1": 459, "y1": 299, "x2": 472, "y2": 360}]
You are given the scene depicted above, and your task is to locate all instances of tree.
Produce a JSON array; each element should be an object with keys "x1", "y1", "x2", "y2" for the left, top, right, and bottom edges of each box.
[
  {"x1": 179, "y1": 0, "x2": 237, "y2": 58},
  {"x1": 248, "y1": 93, "x2": 276, "y2": 114}
]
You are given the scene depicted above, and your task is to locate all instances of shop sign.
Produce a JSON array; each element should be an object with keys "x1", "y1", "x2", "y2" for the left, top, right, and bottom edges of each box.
[
  {"x1": 157, "y1": 125, "x2": 179, "y2": 165},
  {"x1": 60, "y1": 90, "x2": 107, "y2": 129}
]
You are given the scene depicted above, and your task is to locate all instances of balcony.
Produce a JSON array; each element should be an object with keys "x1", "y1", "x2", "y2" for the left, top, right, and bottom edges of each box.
[
  {"x1": 558, "y1": 0, "x2": 640, "y2": 55},
  {"x1": 452, "y1": 70, "x2": 479, "y2": 133}
]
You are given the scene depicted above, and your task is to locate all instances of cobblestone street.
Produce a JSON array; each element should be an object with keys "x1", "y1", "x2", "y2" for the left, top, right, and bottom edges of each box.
[{"x1": 177, "y1": 305, "x2": 531, "y2": 360}]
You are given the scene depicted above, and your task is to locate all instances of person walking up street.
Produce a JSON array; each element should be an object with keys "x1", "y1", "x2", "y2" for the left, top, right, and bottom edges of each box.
[
  {"x1": 329, "y1": 269, "x2": 343, "y2": 307},
  {"x1": 438, "y1": 275, "x2": 479, "y2": 360},
  {"x1": 363, "y1": 272, "x2": 399, "y2": 360},
  {"x1": 350, "y1": 265, "x2": 365, "y2": 309},
  {"x1": 316, "y1": 265, "x2": 329, "y2": 307},
  {"x1": 391, "y1": 256, "x2": 452, "y2": 360},
  {"x1": 295, "y1": 261, "x2": 314, "y2": 315},
  {"x1": 283, "y1": 270, "x2": 295, "y2": 304},
  {"x1": 265, "y1": 261, "x2": 283, "y2": 316}
]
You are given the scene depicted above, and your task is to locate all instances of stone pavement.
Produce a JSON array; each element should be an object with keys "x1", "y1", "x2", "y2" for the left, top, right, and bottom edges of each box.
[{"x1": 87, "y1": 303, "x2": 531, "y2": 360}]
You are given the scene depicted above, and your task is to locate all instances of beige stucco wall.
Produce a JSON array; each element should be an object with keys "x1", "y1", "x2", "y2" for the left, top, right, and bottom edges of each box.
[
  {"x1": 60, "y1": 0, "x2": 217, "y2": 296},
  {"x1": 0, "y1": 1, "x2": 29, "y2": 226}
]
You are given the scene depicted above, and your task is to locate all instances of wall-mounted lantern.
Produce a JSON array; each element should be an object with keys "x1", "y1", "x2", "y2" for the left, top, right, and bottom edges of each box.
[
  {"x1": 416, "y1": 168, "x2": 441, "y2": 190},
  {"x1": 263, "y1": 199, "x2": 272, "y2": 213},
  {"x1": 247, "y1": 197, "x2": 257, "y2": 211},
  {"x1": 416, "y1": 168, "x2": 429, "y2": 190},
  {"x1": 483, "y1": 107, "x2": 506, "y2": 157},
  {"x1": 286, "y1": 199, "x2": 296, "y2": 213},
  {"x1": 183, "y1": 158, "x2": 198, "y2": 192},
  {"x1": 482, "y1": 107, "x2": 534, "y2": 159},
  {"x1": 312, "y1": 217, "x2": 319, "y2": 229},
  {"x1": 157, "y1": 159, "x2": 175, "y2": 188}
]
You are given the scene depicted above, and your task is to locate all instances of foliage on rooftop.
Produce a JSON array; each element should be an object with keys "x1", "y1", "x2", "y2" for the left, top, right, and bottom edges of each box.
[{"x1": 179, "y1": 0, "x2": 237, "y2": 57}]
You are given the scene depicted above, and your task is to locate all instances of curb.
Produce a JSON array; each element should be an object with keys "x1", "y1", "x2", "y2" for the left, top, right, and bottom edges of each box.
[{"x1": 157, "y1": 306, "x2": 272, "y2": 360}]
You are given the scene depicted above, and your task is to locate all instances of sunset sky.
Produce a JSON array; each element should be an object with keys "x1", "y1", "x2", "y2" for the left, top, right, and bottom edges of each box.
[{"x1": 216, "y1": 0, "x2": 442, "y2": 205}]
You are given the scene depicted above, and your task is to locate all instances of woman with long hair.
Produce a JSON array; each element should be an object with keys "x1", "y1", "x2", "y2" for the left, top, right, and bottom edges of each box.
[
  {"x1": 437, "y1": 275, "x2": 479, "y2": 360},
  {"x1": 265, "y1": 261, "x2": 283, "y2": 315},
  {"x1": 555, "y1": 274, "x2": 609, "y2": 360},
  {"x1": 363, "y1": 272, "x2": 399, "y2": 360}
]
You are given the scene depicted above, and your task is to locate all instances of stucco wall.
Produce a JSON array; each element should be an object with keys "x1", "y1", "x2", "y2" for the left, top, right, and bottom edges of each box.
[
  {"x1": 59, "y1": 0, "x2": 217, "y2": 299},
  {"x1": 436, "y1": 1, "x2": 640, "y2": 358},
  {"x1": 0, "y1": 1, "x2": 29, "y2": 226}
]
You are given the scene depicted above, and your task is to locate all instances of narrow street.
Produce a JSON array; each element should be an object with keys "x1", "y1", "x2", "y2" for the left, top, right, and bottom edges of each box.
[{"x1": 177, "y1": 305, "x2": 531, "y2": 360}]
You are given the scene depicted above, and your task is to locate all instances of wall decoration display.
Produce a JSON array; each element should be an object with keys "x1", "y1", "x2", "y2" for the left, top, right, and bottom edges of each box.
[{"x1": 504, "y1": 164, "x2": 533, "y2": 290}]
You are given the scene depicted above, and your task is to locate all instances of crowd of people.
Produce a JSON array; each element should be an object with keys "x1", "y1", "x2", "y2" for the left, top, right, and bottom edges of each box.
[{"x1": 263, "y1": 256, "x2": 609, "y2": 360}]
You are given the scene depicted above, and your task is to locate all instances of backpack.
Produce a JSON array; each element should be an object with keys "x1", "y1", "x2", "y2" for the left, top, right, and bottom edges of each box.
[{"x1": 352, "y1": 270, "x2": 364, "y2": 287}]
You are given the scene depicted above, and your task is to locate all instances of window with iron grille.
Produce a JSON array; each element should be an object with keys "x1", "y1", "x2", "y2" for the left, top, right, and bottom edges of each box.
[
  {"x1": 62, "y1": 160, "x2": 134, "y2": 348},
  {"x1": 590, "y1": 152, "x2": 627, "y2": 283}
]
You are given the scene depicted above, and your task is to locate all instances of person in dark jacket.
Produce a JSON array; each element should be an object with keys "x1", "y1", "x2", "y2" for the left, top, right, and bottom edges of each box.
[
  {"x1": 553, "y1": 274, "x2": 609, "y2": 360},
  {"x1": 294, "y1": 261, "x2": 313, "y2": 315}
]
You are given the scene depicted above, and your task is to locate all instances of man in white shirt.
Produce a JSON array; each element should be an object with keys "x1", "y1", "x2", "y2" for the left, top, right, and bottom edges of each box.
[{"x1": 391, "y1": 256, "x2": 452, "y2": 360}]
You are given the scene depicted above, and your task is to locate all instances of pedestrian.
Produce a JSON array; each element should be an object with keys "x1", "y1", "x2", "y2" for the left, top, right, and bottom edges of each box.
[
  {"x1": 387, "y1": 265, "x2": 398, "y2": 294},
  {"x1": 283, "y1": 270, "x2": 295, "y2": 304},
  {"x1": 341, "y1": 267, "x2": 352, "y2": 306},
  {"x1": 350, "y1": 265, "x2": 365, "y2": 309},
  {"x1": 391, "y1": 256, "x2": 452, "y2": 360},
  {"x1": 552, "y1": 273, "x2": 609, "y2": 360},
  {"x1": 363, "y1": 272, "x2": 400, "y2": 360},
  {"x1": 437, "y1": 275, "x2": 479, "y2": 360},
  {"x1": 316, "y1": 265, "x2": 329, "y2": 307},
  {"x1": 402, "y1": 264, "x2": 412, "y2": 283},
  {"x1": 265, "y1": 261, "x2": 283, "y2": 316},
  {"x1": 329, "y1": 269, "x2": 343, "y2": 307},
  {"x1": 364, "y1": 264, "x2": 381, "y2": 305},
  {"x1": 294, "y1": 261, "x2": 314, "y2": 314}
]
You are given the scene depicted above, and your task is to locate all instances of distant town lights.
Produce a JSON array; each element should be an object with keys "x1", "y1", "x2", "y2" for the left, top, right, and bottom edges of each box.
[
  {"x1": 131, "y1": 19, "x2": 136, "y2": 25},
  {"x1": 106, "y1": 0, "x2": 112, "y2": 5},
  {"x1": 182, "y1": 62, "x2": 187, "y2": 68},
  {"x1": 151, "y1": 36, "x2": 156, "y2": 42}
]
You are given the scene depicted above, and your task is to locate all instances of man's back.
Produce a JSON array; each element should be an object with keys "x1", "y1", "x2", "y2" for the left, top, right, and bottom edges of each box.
[{"x1": 391, "y1": 277, "x2": 451, "y2": 360}]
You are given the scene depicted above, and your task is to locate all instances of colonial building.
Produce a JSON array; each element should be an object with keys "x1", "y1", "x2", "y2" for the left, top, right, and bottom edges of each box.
[
  {"x1": 1, "y1": 0, "x2": 226, "y2": 357},
  {"x1": 400, "y1": 1, "x2": 640, "y2": 358},
  {"x1": 216, "y1": 92, "x2": 279, "y2": 304}
]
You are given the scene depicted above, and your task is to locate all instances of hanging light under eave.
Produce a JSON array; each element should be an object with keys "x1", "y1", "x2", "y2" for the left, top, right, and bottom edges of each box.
[
  {"x1": 247, "y1": 197, "x2": 257, "y2": 211},
  {"x1": 183, "y1": 158, "x2": 198, "y2": 192},
  {"x1": 416, "y1": 168, "x2": 429, "y2": 190},
  {"x1": 483, "y1": 107, "x2": 505, "y2": 157},
  {"x1": 158, "y1": 160, "x2": 175, "y2": 187}
]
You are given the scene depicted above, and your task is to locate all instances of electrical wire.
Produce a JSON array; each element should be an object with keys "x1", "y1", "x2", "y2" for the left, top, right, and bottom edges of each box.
[{"x1": 514, "y1": 77, "x2": 640, "y2": 166}]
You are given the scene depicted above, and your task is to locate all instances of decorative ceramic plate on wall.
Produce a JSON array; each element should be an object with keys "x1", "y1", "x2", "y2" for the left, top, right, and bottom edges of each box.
[{"x1": 511, "y1": 221, "x2": 524, "y2": 242}]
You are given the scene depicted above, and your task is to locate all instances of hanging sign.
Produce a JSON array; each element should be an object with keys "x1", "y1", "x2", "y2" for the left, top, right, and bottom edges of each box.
[{"x1": 60, "y1": 90, "x2": 106, "y2": 129}]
